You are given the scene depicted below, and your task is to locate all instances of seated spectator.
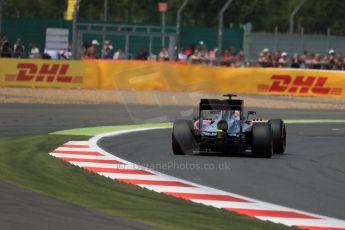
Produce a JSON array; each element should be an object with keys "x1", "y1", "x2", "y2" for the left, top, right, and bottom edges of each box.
[
  {"x1": 13, "y1": 38, "x2": 25, "y2": 58},
  {"x1": 177, "y1": 48, "x2": 187, "y2": 61},
  {"x1": 278, "y1": 52, "x2": 288, "y2": 68},
  {"x1": 334, "y1": 54, "x2": 344, "y2": 70},
  {"x1": 0, "y1": 42, "x2": 12, "y2": 57},
  {"x1": 290, "y1": 53, "x2": 300, "y2": 68},
  {"x1": 208, "y1": 48, "x2": 217, "y2": 66},
  {"x1": 29, "y1": 43, "x2": 41, "y2": 59},
  {"x1": 311, "y1": 53, "x2": 322, "y2": 69},
  {"x1": 102, "y1": 47, "x2": 113, "y2": 59},
  {"x1": 232, "y1": 51, "x2": 246, "y2": 67},
  {"x1": 147, "y1": 52, "x2": 157, "y2": 61},
  {"x1": 221, "y1": 48, "x2": 233, "y2": 66},
  {"x1": 102, "y1": 40, "x2": 114, "y2": 58},
  {"x1": 82, "y1": 41, "x2": 89, "y2": 56},
  {"x1": 0, "y1": 33, "x2": 12, "y2": 57},
  {"x1": 85, "y1": 40, "x2": 100, "y2": 59},
  {"x1": 184, "y1": 47, "x2": 192, "y2": 58},
  {"x1": 257, "y1": 48, "x2": 269, "y2": 67},
  {"x1": 158, "y1": 48, "x2": 169, "y2": 61},
  {"x1": 324, "y1": 49, "x2": 336, "y2": 70},
  {"x1": 258, "y1": 49, "x2": 274, "y2": 68},
  {"x1": 189, "y1": 49, "x2": 200, "y2": 64},
  {"x1": 266, "y1": 52, "x2": 274, "y2": 67},
  {"x1": 272, "y1": 50, "x2": 281, "y2": 67},
  {"x1": 198, "y1": 45, "x2": 209, "y2": 65},
  {"x1": 113, "y1": 49, "x2": 126, "y2": 60},
  {"x1": 137, "y1": 49, "x2": 149, "y2": 60},
  {"x1": 299, "y1": 50, "x2": 310, "y2": 68}
]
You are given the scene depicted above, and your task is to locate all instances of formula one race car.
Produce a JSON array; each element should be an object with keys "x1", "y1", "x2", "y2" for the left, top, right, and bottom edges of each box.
[{"x1": 172, "y1": 94, "x2": 286, "y2": 158}]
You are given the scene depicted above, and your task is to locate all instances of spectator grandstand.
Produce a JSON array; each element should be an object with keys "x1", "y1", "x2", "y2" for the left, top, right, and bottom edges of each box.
[
  {"x1": 255, "y1": 48, "x2": 345, "y2": 70},
  {"x1": 1, "y1": 30, "x2": 344, "y2": 70}
]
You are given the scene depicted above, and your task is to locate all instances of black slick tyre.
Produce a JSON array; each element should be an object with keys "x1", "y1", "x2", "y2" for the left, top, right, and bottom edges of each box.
[
  {"x1": 172, "y1": 120, "x2": 195, "y2": 155},
  {"x1": 269, "y1": 119, "x2": 286, "y2": 154},
  {"x1": 251, "y1": 123, "x2": 273, "y2": 158}
]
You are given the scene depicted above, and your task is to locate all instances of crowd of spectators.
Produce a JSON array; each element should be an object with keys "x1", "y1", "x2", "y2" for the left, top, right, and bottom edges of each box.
[
  {"x1": 256, "y1": 48, "x2": 345, "y2": 70},
  {"x1": 0, "y1": 32, "x2": 72, "y2": 60},
  {"x1": 2, "y1": 32, "x2": 345, "y2": 71},
  {"x1": 83, "y1": 40, "x2": 126, "y2": 60},
  {"x1": 83, "y1": 39, "x2": 248, "y2": 67}
]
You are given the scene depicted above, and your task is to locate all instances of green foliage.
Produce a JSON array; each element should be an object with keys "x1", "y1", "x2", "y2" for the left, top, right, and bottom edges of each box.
[
  {"x1": 2, "y1": 0, "x2": 345, "y2": 35},
  {"x1": 3, "y1": 0, "x2": 66, "y2": 19}
]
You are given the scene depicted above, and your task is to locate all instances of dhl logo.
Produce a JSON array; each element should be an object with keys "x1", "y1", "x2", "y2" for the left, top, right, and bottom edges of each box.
[
  {"x1": 258, "y1": 74, "x2": 342, "y2": 95},
  {"x1": 5, "y1": 63, "x2": 83, "y2": 84}
]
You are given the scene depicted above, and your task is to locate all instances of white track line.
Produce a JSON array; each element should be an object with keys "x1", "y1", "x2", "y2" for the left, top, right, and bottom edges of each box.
[
  {"x1": 98, "y1": 173, "x2": 161, "y2": 180},
  {"x1": 56, "y1": 147, "x2": 94, "y2": 152},
  {"x1": 49, "y1": 153, "x2": 115, "y2": 160},
  {"x1": 65, "y1": 141, "x2": 90, "y2": 145},
  {"x1": 49, "y1": 127, "x2": 345, "y2": 229}
]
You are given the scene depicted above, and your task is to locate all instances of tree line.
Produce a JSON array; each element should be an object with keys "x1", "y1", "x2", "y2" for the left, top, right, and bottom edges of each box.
[{"x1": 2, "y1": 0, "x2": 344, "y2": 35}]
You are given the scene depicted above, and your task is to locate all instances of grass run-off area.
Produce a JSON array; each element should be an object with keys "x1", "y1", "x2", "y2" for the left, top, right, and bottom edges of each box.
[{"x1": 0, "y1": 134, "x2": 297, "y2": 230}]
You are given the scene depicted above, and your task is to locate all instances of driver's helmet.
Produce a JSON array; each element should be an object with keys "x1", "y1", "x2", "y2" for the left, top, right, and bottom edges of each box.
[
  {"x1": 219, "y1": 110, "x2": 232, "y2": 120},
  {"x1": 222, "y1": 110, "x2": 240, "y2": 121},
  {"x1": 211, "y1": 110, "x2": 240, "y2": 121},
  {"x1": 210, "y1": 110, "x2": 221, "y2": 120}
]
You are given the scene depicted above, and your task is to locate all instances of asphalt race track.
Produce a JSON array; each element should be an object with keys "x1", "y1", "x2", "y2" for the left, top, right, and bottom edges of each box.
[
  {"x1": 1, "y1": 103, "x2": 345, "y2": 229},
  {"x1": 0, "y1": 181, "x2": 156, "y2": 230},
  {"x1": 99, "y1": 113, "x2": 345, "y2": 221},
  {"x1": 2, "y1": 103, "x2": 345, "y2": 137},
  {"x1": 1, "y1": 103, "x2": 189, "y2": 230},
  {"x1": 0, "y1": 103, "x2": 194, "y2": 137}
]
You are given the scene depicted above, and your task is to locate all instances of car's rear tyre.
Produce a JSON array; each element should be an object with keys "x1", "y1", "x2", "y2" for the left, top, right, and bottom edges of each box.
[
  {"x1": 269, "y1": 119, "x2": 286, "y2": 154},
  {"x1": 251, "y1": 123, "x2": 273, "y2": 158},
  {"x1": 172, "y1": 120, "x2": 195, "y2": 155}
]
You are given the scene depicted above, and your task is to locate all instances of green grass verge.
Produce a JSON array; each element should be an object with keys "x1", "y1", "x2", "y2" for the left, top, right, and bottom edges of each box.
[
  {"x1": 0, "y1": 134, "x2": 297, "y2": 230},
  {"x1": 50, "y1": 123, "x2": 172, "y2": 136}
]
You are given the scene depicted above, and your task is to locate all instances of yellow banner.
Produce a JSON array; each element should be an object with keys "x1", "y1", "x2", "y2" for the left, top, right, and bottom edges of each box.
[
  {"x1": 1, "y1": 58, "x2": 344, "y2": 98},
  {"x1": 0, "y1": 58, "x2": 86, "y2": 88},
  {"x1": 92, "y1": 61, "x2": 345, "y2": 97},
  {"x1": 246, "y1": 68, "x2": 345, "y2": 97}
]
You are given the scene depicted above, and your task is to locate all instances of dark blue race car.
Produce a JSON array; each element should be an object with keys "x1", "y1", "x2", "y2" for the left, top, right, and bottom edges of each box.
[{"x1": 172, "y1": 94, "x2": 286, "y2": 158}]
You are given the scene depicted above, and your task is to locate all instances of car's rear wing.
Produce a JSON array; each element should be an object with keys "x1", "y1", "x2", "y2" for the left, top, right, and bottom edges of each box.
[{"x1": 199, "y1": 99, "x2": 243, "y2": 111}]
